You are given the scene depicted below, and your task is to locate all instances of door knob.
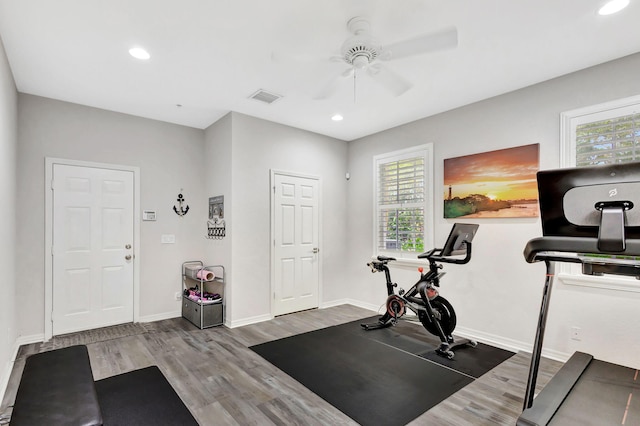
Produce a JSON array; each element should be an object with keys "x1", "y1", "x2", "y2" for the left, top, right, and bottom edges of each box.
[
  {"x1": 125, "y1": 244, "x2": 132, "y2": 249},
  {"x1": 125, "y1": 255, "x2": 132, "y2": 260}
]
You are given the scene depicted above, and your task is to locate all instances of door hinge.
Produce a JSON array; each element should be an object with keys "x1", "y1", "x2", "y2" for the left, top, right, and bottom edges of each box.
[{"x1": 50, "y1": 179, "x2": 55, "y2": 190}]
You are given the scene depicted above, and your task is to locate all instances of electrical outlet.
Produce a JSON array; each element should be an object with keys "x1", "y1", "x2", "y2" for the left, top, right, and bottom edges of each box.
[
  {"x1": 571, "y1": 326, "x2": 582, "y2": 341},
  {"x1": 161, "y1": 234, "x2": 176, "y2": 244},
  {"x1": 175, "y1": 291, "x2": 182, "y2": 301}
]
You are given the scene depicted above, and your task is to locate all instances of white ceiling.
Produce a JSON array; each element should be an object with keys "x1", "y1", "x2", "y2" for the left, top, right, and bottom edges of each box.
[{"x1": 1, "y1": 0, "x2": 639, "y2": 141}]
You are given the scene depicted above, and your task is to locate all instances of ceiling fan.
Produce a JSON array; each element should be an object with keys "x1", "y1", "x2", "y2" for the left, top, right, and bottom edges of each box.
[{"x1": 315, "y1": 16, "x2": 458, "y2": 100}]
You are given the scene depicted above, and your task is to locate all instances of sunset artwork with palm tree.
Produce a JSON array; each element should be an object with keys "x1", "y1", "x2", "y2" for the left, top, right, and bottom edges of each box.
[{"x1": 444, "y1": 144, "x2": 540, "y2": 218}]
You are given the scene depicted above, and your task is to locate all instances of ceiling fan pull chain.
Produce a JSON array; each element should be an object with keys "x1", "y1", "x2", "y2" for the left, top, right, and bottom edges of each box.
[{"x1": 353, "y1": 70, "x2": 357, "y2": 103}]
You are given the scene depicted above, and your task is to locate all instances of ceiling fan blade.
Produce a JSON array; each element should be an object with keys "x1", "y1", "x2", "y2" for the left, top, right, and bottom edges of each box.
[
  {"x1": 381, "y1": 26, "x2": 458, "y2": 61},
  {"x1": 313, "y1": 68, "x2": 354, "y2": 100},
  {"x1": 367, "y1": 64, "x2": 412, "y2": 97}
]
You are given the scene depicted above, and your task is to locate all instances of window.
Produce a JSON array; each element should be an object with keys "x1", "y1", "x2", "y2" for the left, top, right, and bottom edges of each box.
[
  {"x1": 373, "y1": 144, "x2": 434, "y2": 260},
  {"x1": 561, "y1": 95, "x2": 640, "y2": 167},
  {"x1": 560, "y1": 95, "x2": 640, "y2": 292}
]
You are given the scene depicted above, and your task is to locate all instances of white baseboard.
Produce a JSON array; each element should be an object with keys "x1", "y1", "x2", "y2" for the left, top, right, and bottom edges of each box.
[
  {"x1": 225, "y1": 299, "x2": 381, "y2": 329},
  {"x1": 0, "y1": 341, "x2": 20, "y2": 408},
  {"x1": 15, "y1": 334, "x2": 45, "y2": 346},
  {"x1": 226, "y1": 313, "x2": 272, "y2": 329},
  {"x1": 320, "y1": 298, "x2": 382, "y2": 314},
  {"x1": 454, "y1": 325, "x2": 570, "y2": 363},
  {"x1": 318, "y1": 298, "x2": 351, "y2": 309},
  {"x1": 0, "y1": 333, "x2": 44, "y2": 408},
  {"x1": 138, "y1": 310, "x2": 181, "y2": 324}
]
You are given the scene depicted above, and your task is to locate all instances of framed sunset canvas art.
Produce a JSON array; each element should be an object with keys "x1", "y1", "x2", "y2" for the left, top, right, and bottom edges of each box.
[{"x1": 444, "y1": 144, "x2": 540, "y2": 218}]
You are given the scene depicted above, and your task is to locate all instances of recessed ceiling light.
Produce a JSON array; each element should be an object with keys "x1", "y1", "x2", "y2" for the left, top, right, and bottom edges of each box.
[
  {"x1": 331, "y1": 114, "x2": 344, "y2": 121},
  {"x1": 129, "y1": 47, "x2": 150, "y2": 60},
  {"x1": 598, "y1": 0, "x2": 630, "y2": 15}
]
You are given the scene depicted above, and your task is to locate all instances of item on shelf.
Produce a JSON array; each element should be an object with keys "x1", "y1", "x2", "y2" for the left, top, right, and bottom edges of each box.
[
  {"x1": 196, "y1": 269, "x2": 214, "y2": 280},
  {"x1": 185, "y1": 287, "x2": 222, "y2": 304},
  {"x1": 184, "y1": 265, "x2": 215, "y2": 281}
]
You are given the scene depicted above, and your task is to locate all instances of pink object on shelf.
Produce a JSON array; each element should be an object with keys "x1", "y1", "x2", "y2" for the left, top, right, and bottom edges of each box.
[{"x1": 196, "y1": 268, "x2": 214, "y2": 281}]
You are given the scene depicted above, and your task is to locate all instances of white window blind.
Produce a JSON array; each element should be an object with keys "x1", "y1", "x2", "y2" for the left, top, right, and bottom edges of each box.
[
  {"x1": 377, "y1": 157, "x2": 425, "y2": 252},
  {"x1": 374, "y1": 144, "x2": 433, "y2": 258},
  {"x1": 576, "y1": 113, "x2": 640, "y2": 166}
]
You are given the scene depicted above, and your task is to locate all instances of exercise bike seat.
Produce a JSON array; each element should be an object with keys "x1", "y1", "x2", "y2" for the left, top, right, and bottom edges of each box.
[{"x1": 376, "y1": 255, "x2": 396, "y2": 262}]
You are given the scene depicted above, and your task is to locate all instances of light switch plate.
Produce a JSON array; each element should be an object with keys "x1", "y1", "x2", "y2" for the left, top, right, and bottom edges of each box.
[{"x1": 161, "y1": 234, "x2": 175, "y2": 244}]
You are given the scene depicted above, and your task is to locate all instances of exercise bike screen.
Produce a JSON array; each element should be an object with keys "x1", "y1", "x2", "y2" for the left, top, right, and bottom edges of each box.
[{"x1": 441, "y1": 223, "x2": 479, "y2": 256}]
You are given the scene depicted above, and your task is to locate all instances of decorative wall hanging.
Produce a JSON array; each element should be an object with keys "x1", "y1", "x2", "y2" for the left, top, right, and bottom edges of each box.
[
  {"x1": 207, "y1": 195, "x2": 225, "y2": 239},
  {"x1": 173, "y1": 191, "x2": 190, "y2": 216},
  {"x1": 443, "y1": 143, "x2": 540, "y2": 218}
]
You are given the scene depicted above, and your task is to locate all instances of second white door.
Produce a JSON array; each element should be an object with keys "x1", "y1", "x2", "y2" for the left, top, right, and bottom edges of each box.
[{"x1": 273, "y1": 173, "x2": 320, "y2": 316}]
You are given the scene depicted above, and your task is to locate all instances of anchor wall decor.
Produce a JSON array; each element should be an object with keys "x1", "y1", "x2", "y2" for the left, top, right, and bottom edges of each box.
[{"x1": 173, "y1": 192, "x2": 190, "y2": 216}]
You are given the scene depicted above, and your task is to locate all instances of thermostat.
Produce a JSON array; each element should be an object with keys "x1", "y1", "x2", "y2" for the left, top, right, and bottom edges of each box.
[{"x1": 142, "y1": 210, "x2": 157, "y2": 221}]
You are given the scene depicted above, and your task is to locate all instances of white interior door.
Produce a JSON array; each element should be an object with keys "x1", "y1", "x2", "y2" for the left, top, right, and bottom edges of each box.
[
  {"x1": 272, "y1": 172, "x2": 320, "y2": 316},
  {"x1": 52, "y1": 164, "x2": 134, "y2": 335}
]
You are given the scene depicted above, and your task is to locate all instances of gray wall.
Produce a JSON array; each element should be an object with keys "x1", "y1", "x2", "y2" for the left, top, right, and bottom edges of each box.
[
  {"x1": 204, "y1": 113, "x2": 233, "y2": 321},
  {"x1": 0, "y1": 36, "x2": 17, "y2": 402},
  {"x1": 15, "y1": 99, "x2": 349, "y2": 337},
  {"x1": 347, "y1": 52, "x2": 640, "y2": 368},
  {"x1": 224, "y1": 113, "x2": 348, "y2": 325},
  {"x1": 16, "y1": 95, "x2": 208, "y2": 338}
]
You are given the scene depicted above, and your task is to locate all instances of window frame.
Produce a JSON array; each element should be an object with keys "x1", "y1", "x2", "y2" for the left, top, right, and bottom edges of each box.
[
  {"x1": 558, "y1": 94, "x2": 640, "y2": 293},
  {"x1": 561, "y1": 94, "x2": 640, "y2": 167},
  {"x1": 372, "y1": 144, "x2": 434, "y2": 265}
]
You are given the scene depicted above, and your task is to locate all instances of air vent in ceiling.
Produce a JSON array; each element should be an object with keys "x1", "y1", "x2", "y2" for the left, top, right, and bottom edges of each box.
[{"x1": 249, "y1": 89, "x2": 282, "y2": 104}]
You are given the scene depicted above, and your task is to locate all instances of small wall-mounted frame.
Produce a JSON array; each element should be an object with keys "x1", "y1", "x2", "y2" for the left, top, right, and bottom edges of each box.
[
  {"x1": 207, "y1": 196, "x2": 225, "y2": 239},
  {"x1": 142, "y1": 210, "x2": 157, "y2": 221},
  {"x1": 209, "y1": 195, "x2": 224, "y2": 220}
]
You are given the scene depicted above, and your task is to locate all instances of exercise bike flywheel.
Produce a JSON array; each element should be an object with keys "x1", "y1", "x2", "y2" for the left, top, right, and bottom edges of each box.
[
  {"x1": 419, "y1": 296, "x2": 457, "y2": 337},
  {"x1": 385, "y1": 294, "x2": 405, "y2": 317}
]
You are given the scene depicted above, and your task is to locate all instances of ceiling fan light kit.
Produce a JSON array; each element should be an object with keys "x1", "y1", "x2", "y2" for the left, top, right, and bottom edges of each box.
[{"x1": 341, "y1": 17, "x2": 381, "y2": 69}]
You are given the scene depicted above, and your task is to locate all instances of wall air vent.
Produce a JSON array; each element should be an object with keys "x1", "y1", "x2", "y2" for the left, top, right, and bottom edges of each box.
[{"x1": 249, "y1": 89, "x2": 282, "y2": 104}]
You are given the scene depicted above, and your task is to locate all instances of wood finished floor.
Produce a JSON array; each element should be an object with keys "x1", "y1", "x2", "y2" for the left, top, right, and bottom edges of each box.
[{"x1": 1, "y1": 305, "x2": 562, "y2": 425}]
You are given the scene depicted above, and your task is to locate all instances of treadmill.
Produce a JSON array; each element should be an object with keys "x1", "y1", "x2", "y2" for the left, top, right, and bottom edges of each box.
[{"x1": 518, "y1": 162, "x2": 640, "y2": 426}]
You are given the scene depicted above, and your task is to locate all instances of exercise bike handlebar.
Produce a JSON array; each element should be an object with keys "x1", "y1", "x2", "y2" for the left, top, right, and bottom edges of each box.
[{"x1": 417, "y1": 241, "x2": 473, "y2": 265}]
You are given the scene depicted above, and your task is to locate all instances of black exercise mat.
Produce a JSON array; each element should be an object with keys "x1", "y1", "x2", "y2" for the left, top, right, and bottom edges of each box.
[
  {"x1": 95, "y1": 366, "x2": 198, "y2": 426},
  {"x1": 351, "y1": 316, "x2": 516, "y2": 378},
  {"x1": 251, "y1": 324, "x2": 473, "y2": 426}
]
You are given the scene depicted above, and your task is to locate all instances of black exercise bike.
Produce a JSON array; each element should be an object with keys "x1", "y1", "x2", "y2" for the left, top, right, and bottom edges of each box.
[{"x1": 361, "y1": 223, "x2": 479, "y2": 359}]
